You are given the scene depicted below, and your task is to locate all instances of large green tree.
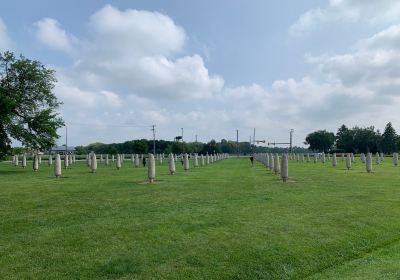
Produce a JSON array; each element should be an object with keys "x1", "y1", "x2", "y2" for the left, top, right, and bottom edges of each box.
[
  {"x1": 349, "y1": 126, "x2": 381, "y2": 153},
  {"x1": 381, "y1": 122, "x2": 398, "y2": 153},
  {"x1": 305, "y1": 130, "x2": 335, "y2": 152},
  {"x1": 335, "y1": 124, "x2": 354, "y2": 152},
  {"x1": 0, "y1": 51, "x2": 64, "y2": 158}
]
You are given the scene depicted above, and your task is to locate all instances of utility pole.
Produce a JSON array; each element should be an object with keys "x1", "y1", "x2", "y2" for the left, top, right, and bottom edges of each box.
[
  {"x1": 181, "y1": 128, "x2": 184, "y2": 154},
  {"x1": 65, "y1": 125, "x2": 68, "y2": 156},
  {"x1": 266, "y1": 129, "x2": 294, "y2": 152},
  {"x1": 236, "y1": 129, "x2": 239, "y2": 157},
  {"x1": 290, "y1": 129, "x2": 294, "y2": 153},
  {"x1": 152, "y1": 125, "x2": 156, "y2": 155},
  {"x1": 250, "y1": 136, "x2": 252, "y2": 153},
  {"x1": 253, "y1": 128, "x2": 256, "y2": 153},
  {"x1": 195, "y1": 134, "x2": 198, "y2": 153}
]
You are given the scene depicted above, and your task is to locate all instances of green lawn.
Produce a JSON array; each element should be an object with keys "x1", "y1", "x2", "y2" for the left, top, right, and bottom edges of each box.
[{"x1": 1, "y1": 157, "x2": 400, "y2": 279}]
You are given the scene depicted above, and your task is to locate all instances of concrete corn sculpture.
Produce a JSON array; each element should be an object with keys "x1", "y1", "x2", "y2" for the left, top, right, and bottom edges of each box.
[
  {"x1": 361, "y1": 153, "x2": 366, "y2": 163},
  {"x1": 54, "y1": 154, "x2": 62, "y2": 178},
  {"x1": 33, "y1": 155, "x2": 39, "y2": 171},
  {"x1": 274, "y1": 154, "x2": 280, "y2": 175},
  {"x1": 184, "y1": 153, "x2": 190, "y2": 171},
  {"x1": 346, "y1": 153, "x2": 352, "y2": 170},
  {"x1": 281, "y1": 154, "x2": 288, "y2": 182},
  {"x1": 22, "y1": 154, "x2": 27, "y2": 168},
  {"x1": 168, "y1": 153, "x2": 175, "y2": 175},
  {"x1": 134, "y1": 154, "x2": 139, "y2": 167},
  {"x1": 148, "y1": 154, "x2": 155, "y2": 183},
  {"x1": 332, "y1": 153, "x2": 337, "y2": 167},
  {"x1": 393, "y1": 152, "x2": 398, "y2": 166},
  {"x1": 366, "y1": 153, "x2": 373, "y2": 173},
  {"x1": 116, "y1": 154, "x2": 121, "y2": 170},
  {"x1": 64, "y1": 154, "x2": 69, "y2": 169},
  {"x1": 91, "y1": 153, "x2": 97, "y2": 173},
  {"x1": 269, "y1": 154, "x2": 274, "y2": 170}
]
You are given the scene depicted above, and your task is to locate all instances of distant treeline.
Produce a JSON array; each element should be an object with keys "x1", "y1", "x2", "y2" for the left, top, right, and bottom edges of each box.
[
  {"x1": 305, "y1": 122, "x2": 399, "y2": 153},
  {"x1": 74, "y1": 139, "x2": 309, "y2": 155}
]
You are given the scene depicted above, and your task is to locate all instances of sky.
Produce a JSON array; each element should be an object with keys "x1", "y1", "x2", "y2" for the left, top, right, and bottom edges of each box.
[{"x1": 2, "y1": 0, "x2": 400, "y2": 147}]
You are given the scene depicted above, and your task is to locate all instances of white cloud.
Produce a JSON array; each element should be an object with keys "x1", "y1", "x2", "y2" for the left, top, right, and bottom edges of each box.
[
  {"x1": 88, "y1": 5, "x2": 185, "y2": 58},
  {"x1": 289, "y1": 8, "x2": 327, "y2": 37},
  {"x1": 34, "y1": 18, "x2": 77, "y2": 53},
  {"x1": 329, "y1": 0, "x2": 400, "y2": 22},
  {"x1": 289, "y1": 23, "x2": 400, "y2": 138},
  {"x1": 290, "y1": 0, "x2": 400, "y2": 37},
  {"x1": 309, "y1": 24, "x2": 400, "y2": 97},
  {"x1": 0, "y1": 17, "x2": 12, "y2": 51},
  {"x1": 33, "y1": 4, "x2": 400, "y2": 147},
  {"x1": 35, "y1": 5, "x2": 223, "y2": 100},
  {"x1": 55, "y1": 79, "x2": 122, "y2": 109},
  {"x1": 361, "y1": 24, "x2": 400, "y2": 50}
]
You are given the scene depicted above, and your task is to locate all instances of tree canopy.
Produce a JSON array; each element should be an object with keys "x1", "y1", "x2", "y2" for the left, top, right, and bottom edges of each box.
[
  {"x1": 304, "y1": 130, "x2": 335, "y2": 152},
  {"x1": 74, "y1": 138, "x2": 309, "y2": 155},
  {"x1": 381, "y1": 122, "x2": 398, "y2": 154},
  {"x1": 306, "y1": 122, "x2": 399, "y2": 153},
  {"x1": 335, "y1": 125, "x2": 353, "y2": 152},
  {"x1": 0, "y1": 51, "x2": 64, "y2": 158}
]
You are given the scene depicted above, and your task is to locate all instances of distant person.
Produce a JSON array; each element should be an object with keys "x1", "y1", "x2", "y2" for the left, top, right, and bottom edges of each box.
[
  {"x1": 142, "y1": 157, "x2": 146, "y2": 167},
  {"x1": 250, "y1": 155, "x2": 254, "y2": 166}
]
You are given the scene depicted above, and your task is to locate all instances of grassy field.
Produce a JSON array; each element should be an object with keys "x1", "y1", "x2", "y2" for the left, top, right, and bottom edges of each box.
[{"x1": 1, "y1": 157, "x2": 400, "y2": 279}]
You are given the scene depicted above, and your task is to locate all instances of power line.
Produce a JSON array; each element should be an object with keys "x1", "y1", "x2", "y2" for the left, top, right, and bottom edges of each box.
[
  {"x1": 65, "y1": 126, "x2": 68, "y2": 154},
  {"x1": 236, "y1": 129, "x2": 239, "y2": 157},
  {"x1": 66, "y1": 122, "x2": 152, "y2": 128},
  {"x1": 151, "y1": 125, "x2": 156, "y2": 155},
  {"x1": 181, "y1": 128, "x2": 184, "y2": 154}
]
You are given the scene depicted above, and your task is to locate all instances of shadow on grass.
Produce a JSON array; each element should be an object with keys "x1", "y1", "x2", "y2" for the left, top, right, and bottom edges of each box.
[
  {"x1": 98, "y1": 256, "x2": 142, "y2": 278},
  {"x1": 135, "y1": 179, "x2": 166, "y2": 185},
  {"x1": 0, "y1": 170, "x2": 28, "y2": 175}
]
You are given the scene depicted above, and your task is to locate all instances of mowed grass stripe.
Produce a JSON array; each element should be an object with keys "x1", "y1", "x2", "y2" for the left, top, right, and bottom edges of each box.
[{"x1": 0, "y1": 157, "x2": 400, "y2": 279}]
